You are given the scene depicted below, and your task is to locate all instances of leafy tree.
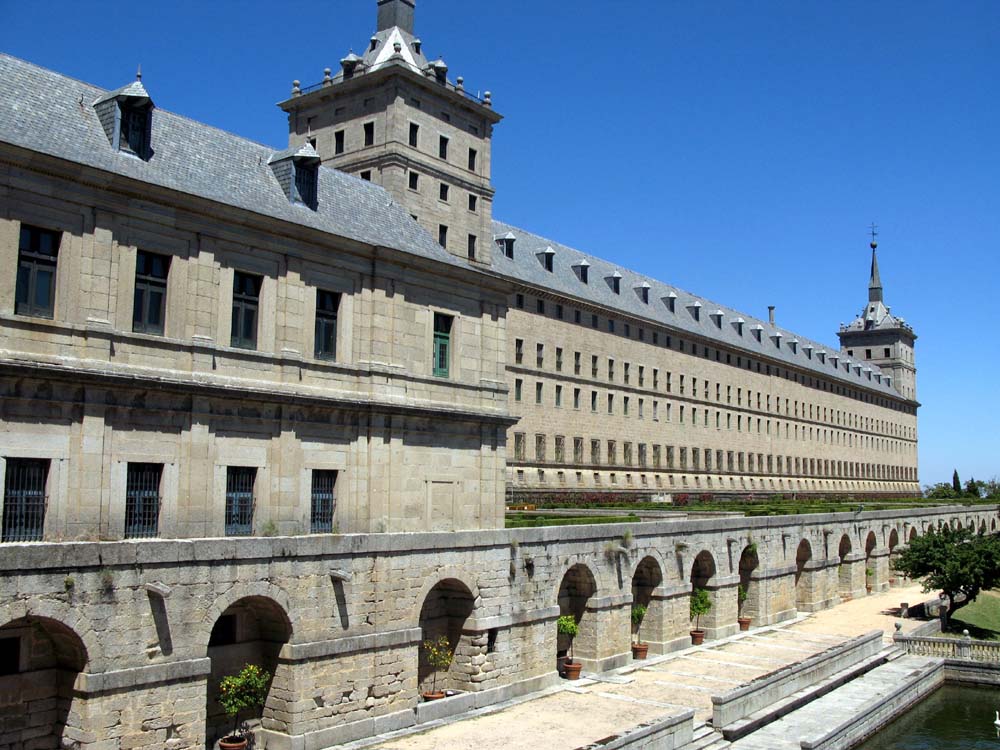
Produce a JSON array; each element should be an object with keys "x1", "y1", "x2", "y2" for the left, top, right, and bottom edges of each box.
[
  {"x1": 984, "y1": 478, "x2": 1000, "y2": 499},
  {"x1": 891, "y1": 526, "x2": 1000, "y2": 619},
  {"x1": 421, "y1": 634, "x2": 454, "y2": 695},
  {"x1": 952, "y1": 469, "x2": 962, "y2": 495},
  {"x1": 631, "y1": 604, "x2": 648, "y2": 643},
  {"x1": 217, "y1": 663, "x2": 271, "y2": 740},
  {"x1": 690, "y1": 588, "x2": 712, "y2": 631},
  {"x1": 964, "y1": 478, "x2": 984, "y2": 498},
  {"x1": 924, "y1": 482, "x2": 958, "y2": 500},
  {"x1": 557, "y1": 614, "x2": 580, "y2": 662}
]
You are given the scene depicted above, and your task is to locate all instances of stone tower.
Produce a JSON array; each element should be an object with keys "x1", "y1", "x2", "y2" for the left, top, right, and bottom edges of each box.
[
  {"x1": 837, "y1": 238, "x2": 917, "y2": 400},
  {"x1": 278, "y1": 0, "x2": 502, "y2": 266}
]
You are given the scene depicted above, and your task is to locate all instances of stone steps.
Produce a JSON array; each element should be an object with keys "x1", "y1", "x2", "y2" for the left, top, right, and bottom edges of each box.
[{"x1": 683, "y1": 723, "x2": 731, "y2": 750}]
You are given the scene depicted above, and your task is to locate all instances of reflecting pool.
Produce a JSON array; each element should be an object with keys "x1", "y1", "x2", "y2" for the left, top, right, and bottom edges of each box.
[{"x1": 855, "y1": 684, "x2": 1000, "y2": 749}]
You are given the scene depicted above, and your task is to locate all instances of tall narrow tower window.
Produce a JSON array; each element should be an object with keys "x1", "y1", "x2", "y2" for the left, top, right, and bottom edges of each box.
[
  {"x1": 468, "y1": 148, "x2": 477, "y2": 171},
  {"x1": 409, "y1": 122, "x2": 419, "y2": 148},
  {"x1": 133, "y1": 250, "x2": 170, "y2": 335},
  {"x1": 15, "y1": 225, "x2": 60, "y2": 319},
  {"x1": 363, "y1": 122, "x2": 375, "y2": 147},
  {"x1": 334, "y1": 130, "x2": 345, "y2": 154},
  {"x1": 439, "y1": 135, "x2": 449, "y2": 160},
  {"x1": 438, "y1": 224, "x2": 448, "y2": 248}
]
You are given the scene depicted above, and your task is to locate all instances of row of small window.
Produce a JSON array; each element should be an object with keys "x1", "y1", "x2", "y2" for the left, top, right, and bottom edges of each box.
[
  {"x1": 407, "y1": 171, "x2": 478, "y2": 211},
  {"x1": 15, "y1": 225, "x2": 457, "y2": 377},
  {"x1": 331, "y1": 121, "x2": 478, "y2": 172},
  {"x1": 847, "y1": 347, "x2": 893, "y2": 360},
  {"x1": 514, "y1": 470, "x2": 911, "y2": 491},
  {"x1": 507, "y1": 437, "x2": 916, "y2": 481},
  {"x1": 511, "y1": 292, "x2": 915, "y2": 416},
  {"x1": 0, "y1": 459, "x2": 339, "y2": 543}
]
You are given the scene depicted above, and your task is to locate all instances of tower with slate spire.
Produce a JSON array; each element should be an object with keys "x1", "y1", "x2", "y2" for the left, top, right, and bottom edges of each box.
[
  {"x1": 837, "y1": 234, "x2": 917, "y2": 400},
  {"x1": 278, "y1": 0, "x2": 502, "y2": 266}
]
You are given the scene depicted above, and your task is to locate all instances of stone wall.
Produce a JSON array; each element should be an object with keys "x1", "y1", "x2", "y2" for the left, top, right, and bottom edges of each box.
[{"x1": 0, "y1": 504, "x2": 993, "y2": 749}]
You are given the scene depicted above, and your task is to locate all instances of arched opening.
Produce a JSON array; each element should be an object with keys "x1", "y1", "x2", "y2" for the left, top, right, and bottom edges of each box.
[
  {"x1": 557, "y1": 564, "x2": 597, "y2": 669},
  {"x1": 206, "y1": 596, "x2": 292, "y2": 746},
  {"x1": 992, "y1": 518, "x2": 997, "y2": 533},
  {"x1": 794, "y1": 539, "x2": 813, "y2": 609},
  {"x1": 908, "y1": 527, "x2": 918, "y2": 544},
  {"x1": 690, "y1": 550, "x2": 717, "y2": 637},
  {"x1": 864, "y1": 531, "x2": 878, "y2": 593},
  {"x1": 887, "y1": 529, "x2": 900, "y2": 585},
  {"x1": 631, "y1": 556, "x2": 663, "y2": 648},
  {"x1": 837, "y1": 534, "x2": 853, "y2": 597},
  {"x1": 979, "y1": 520, "x2": 987, "y2": 535},
  {"x1": 737, "y1": 545, "x2": 760, "y2": 625},
  {"x1": 0, "y1": 616, "x2": 87, "y2": 747},
  {"x1": 417, "y1": 578, "x2": 476, "y2": 693}
]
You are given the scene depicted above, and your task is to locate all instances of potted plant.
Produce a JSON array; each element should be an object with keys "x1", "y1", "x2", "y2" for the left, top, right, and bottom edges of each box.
[
  {"x1": 690, "y1": 588, "x2": 712, "y2": 645},
  {"x1": 217, "y1": 663, "x2": 271, "y2": 750},
  {"x1": 737, "y1": 584, "x2": 752, "y2": 631},
  {"x1": 631, "y1": 603, "x2": 649, "y2": 659},
  {"x1": 865, "y1": 567, "x2": 874, "y2": 594},
  {"x1": 557, "y1": 614, "x2": 582, "y2": 679},
  {"x1": 421, "y1": 634, "x2": 453, "y2": 700}
]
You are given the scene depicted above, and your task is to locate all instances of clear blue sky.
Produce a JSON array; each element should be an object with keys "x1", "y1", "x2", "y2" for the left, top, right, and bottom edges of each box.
[{"x1": 3, "y1": 1, "x2": 997, "y2": 488}]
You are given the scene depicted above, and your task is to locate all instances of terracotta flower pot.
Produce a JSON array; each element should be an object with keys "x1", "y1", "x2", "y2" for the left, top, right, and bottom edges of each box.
[
  {"x1": 563, "y1": 660, "x2": 583, "y2": 680},
  {"x1": 631, "y1": 643, "x2": 649, "y2": 660},
  {"x1": 219, "y1": 738, "x2": 248, "y2": 750},
  {"x1": 737, "y1": 616, "x2": 752, "y2": 632},
  {"x1": 421, "y1": 690, "x2": 446, "y2": 701},
  {"x1": 866, "y1": 584, "x2": 873, "y2": 594},
  {"x1": 690, "y1": 629, "x2": 705, "y2": 645}
]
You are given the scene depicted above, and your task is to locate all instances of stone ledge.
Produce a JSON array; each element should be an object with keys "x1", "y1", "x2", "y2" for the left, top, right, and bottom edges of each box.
[
  {"x1": 465, "y1": 605, "x2": 560, "y2": 631},
  {"x1": 280, "y1": 627, "x2": 422, "y2": 662},
  {"x1": 75, "y1": 657, "x2": 210, "y2": 693}
]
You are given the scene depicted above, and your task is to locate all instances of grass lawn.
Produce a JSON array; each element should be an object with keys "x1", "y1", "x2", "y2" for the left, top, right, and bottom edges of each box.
[{"x1": 949, "y1": 589, "x2": 1000, "y2": 640}]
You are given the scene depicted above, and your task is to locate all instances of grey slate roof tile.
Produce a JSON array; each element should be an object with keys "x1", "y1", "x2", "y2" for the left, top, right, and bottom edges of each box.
[
  {"x1": 0, "y1": 54, "x2": 463, "y2": 271},
  {"x1": 490, "y1": 219, "x2": 900, "y2": 398}
]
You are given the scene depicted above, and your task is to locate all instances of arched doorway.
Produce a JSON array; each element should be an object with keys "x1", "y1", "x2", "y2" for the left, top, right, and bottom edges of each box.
[
  {"x1": 794, "y1": 539, "x2": 813, "y2": 610},
  {"x1": 737, "y1": 544, "x2": 760, "y2": 626},
  {"x1": 0, "y1": 616, "x2": 87, "y2": 747},
  {"x1": 206, "y1": 596, "x2": 292, "y2": 746},
  {"x1": 690, "y1": 550, "x2": 717, "y2": 638},
  {"x1": 631, "y1": 556, "x2": 663, "y2": 650},
  {"x1": 557, "y1": 564, "x2": 597, "y2": 669},
  {"x1": 418, "y1": 578, "x2": 476, "y2": 693},
  {"x1": 864, "y1": 531, "x2": 878, "y2": 593},
  {"x1": 837, "y1": 534, "x2": 853, "y2": 598}
]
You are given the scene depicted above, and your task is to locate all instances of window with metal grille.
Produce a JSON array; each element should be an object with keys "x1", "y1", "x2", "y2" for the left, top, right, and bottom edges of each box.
[
  {"x1": 15, "y1": 225, "x2": 60, "y2": 319},
  {"x1": 314, "y1": 289, "x2": 340, "y2": 360},
  {"x1": 125, "y1": 463, "x2": 161, "y2": 538},
  {"x1": 225, "y1": 467, "x2": 256, "y2": 536},
  {"x1": 294, "y1": 163, "x2": 318, "y2": 209},
  {"x1": 133, "y1": 250, "x2": 170, "y2": 335},
  {"x1": 310, "y1": 470, "x2": 337, "y2": 533},
  {"x1": 231, "y1": 272, "x2": 261, "y2": 350},
  {"x1": 432, "y1": 313, "x2": 452, "y2": 377},
  {"x1": 2, "y1": 458, "x2": 48, "y2": 542},
  {"x1": 119, "y1": 103, "x2": 150, "y2": 158}
]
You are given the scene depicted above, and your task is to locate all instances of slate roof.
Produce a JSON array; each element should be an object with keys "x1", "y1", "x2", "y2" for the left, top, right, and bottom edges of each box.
[
  {"x1": 490, "y1": 219, "x2": 903, "y2": 398},
  {"x1": 0, "y1": 54, "x2": 465, "y2": 271}
]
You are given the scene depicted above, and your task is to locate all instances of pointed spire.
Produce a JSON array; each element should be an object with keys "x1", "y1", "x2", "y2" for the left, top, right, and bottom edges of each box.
[{"x1": 868, "y1": 226, "x2": 883, "y2": 303}]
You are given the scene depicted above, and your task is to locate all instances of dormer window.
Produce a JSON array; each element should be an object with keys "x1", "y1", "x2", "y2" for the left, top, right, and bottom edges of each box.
[
  {"x1": 663, "y1": 292, "x2": 677, "y2": 313},
  {"x1": 93, "y1": 75, "x2": 154, "y2": 161},
  {"x1": 539, "y1": 247, "x2": 555, "y2": 272},
  {"x1": 752, "y1": 324, "x2": 763, "y2": 342},
  {"x1": 711, "y1": 310, "x2": 723, "y2": 328},
  {"x1": 636, "y1": 283, "x2": 650, "y2": 304},
  {"x1": 268, "y1": 142, "x2": 321, "y2": 210},
  {"x1": 803, "y1": 344, "x2": 813, "y2": 359},
  {"x1": 734, "y1": 318, "x2": 745, "y2": 336},
  {"x1": 608, "y1": 273, "x2": 622, "y2": 294},
  {"x1": 789, "y1": 339, "x2": 798, "y2": 354},
  {"x1": 495, "y1": 233, "x2": 516, "y2": 259},
  {"x1": 818, "y1": 351, "x2": 826, "y2": 364},
  {"x1": 688, "y1": 301, "x2": 701, "y2": 321},
  {"x1": 770, "y1": 331, "x2": 782, "y2": 347},
  {"x1": 573, "y1": 260, "x2": 590, "y2": 284}
]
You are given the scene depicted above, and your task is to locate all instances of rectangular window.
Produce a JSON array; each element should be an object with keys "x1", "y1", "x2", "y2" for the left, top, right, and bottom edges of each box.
[
  {"x1": 438, "y1": 224, "x2": 448, "y2": 248},
  {"x1": 409, "y1": 171, "x2": 420, "y2": 190},
  {"x1": 432, "y1": 313, "x2": 453, "y2": 377},
  {"x1": 555, "y1": 385, "x2": 562, "y2": 407},
  {"x1": 467, "y1": 234, "x2": 477, "y2": 260},
  {"x1": 468, "y1": 148, "x2": 477, "y2": 171},
  {"x1": 535, "y1": 382, "x2": 543, "y2": 404},
  {"x1": 409, "y1": 122, "x2": 419, "y2": 148},
  {"x1": 591, "y1": 439, "x2": 601, "y2": 465},
  {"x1": 310, "y1": 469, "x2": 337, "y2": 533},
  {"x1": 535, "y1": 434, "x2": 546, "y2": 461},
  {"x1": 231, "y1": 272, "x2": 262, "y2": 349},
  {"x1": 574, "y1": 437, "x2": 584, "y2": 463},
  {"x1": 515, "y1": 338, "x2": 524, "y2": 364},
  {"x1": 439, "y1": 183, "x2": 450, "y2": 202},
  {"x1": 555, "y1": 436, "x2": 565, "y2": 463},
  {"x1": 225, "y1": 467, "x2": 255, "y2": 536},
  {"x1": 133, "y1": 250, "x2": 170, "y2": 335},
  {"x1": 439, "y1": 135, "x2": 449, "y2": 160},
  {"x1": 468, "y1": 194, "x2": 478, "y2": 212},
  {"x1": 314, "y1": 289, "x2": 340, "y2": 360},
  {"x1": 119, "y1": 103, "x2": 150, "y2": 156},
  {"x1": 335, "y1": 129, "x2": 345, "y2": 154},
  {"x1": 514, "y1": 378, "x2": 522, "y2": 401},
  {"x1": 573, "y1": 387, "x2": 580, "y2": 409},
  {"x1": 591, "y1": 390, "x2": 598, "y2": 412},
  {"x1": 574, "y1": 351, "x2": 581, "y2": 375},
  {"x1": 360, "y1": 170, "x2": 372, "y2": 181},
  {"x1": 15, "y1": 225, "x2": 60, "y2": 319},
  {"x1": 514, "y1": 433, "x2": 525, "y2": 460},
  {"x1": 363, "y1": 121, "x2": 375, "y2": 147},
  {"x1": 555, "y1": 347, "x2": 563, "y2": 371},
  {"x1": 536, "y1": 342, "x2": 544, "y2": 368},
  {"x1": 536, "y1": 298, "x2": 545, "y2": 314},
  {"x1": 2, "y1": 458, "x2": 48, "y2": 542},
  {"x1": 124, "y1": 462, "x2": 161, "y2": 539}
]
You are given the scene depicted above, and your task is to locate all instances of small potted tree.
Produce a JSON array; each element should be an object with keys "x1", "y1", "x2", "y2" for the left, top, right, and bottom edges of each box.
[
  {"x1": 557, "y1": 614, "x2": 583, "y2": 679},
  {"x1": 421, "y1": 634, "x2": 453, "y2": 701},
  {"x1": 865, "y1": 567, "x2": 874, "y2": 594},
  {"x1": 631, "y1": 603, "x2": 649, "y2": 659},
  {"x1": 737, "y1": 584, "x2": 752, "y2": 631},
  {"x1": 690, "y1": 588, "x2": 712, "y2": 645},
  {"x1": 217, "y1": 663, "x2": 271, "y2": 750}
]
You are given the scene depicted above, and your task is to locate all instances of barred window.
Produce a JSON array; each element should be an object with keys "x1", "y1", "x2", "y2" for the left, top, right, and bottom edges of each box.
[
  {"x1": 15, "y1": 225, "x2": 60, "y2": 319},
  {"x1": 231, "y1": 272, "x2": 262, "y2": 350},
  {"x1": 225, "y1": 467, "x2": 256, "y2": 536},
  {"x1": 310, "y1": 470, "x2": 337, "y2": 533},
  {"x1": 314, "y1": 289, "x2": 340, "y2": 360},
  {"x1": 125, "y1": 463, "x2": 161, "y2": 538},
  {"x1": 2, "y1": 459, "x2": 48, "y2": 542},
  {"x1": 133, "y1": 250, "x2": 170, "y2": 335}
]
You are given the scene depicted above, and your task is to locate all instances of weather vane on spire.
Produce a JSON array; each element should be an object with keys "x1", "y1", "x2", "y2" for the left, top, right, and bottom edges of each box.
[{"x1": 869, "y1": 222, "x2": 878, "y2": 249}]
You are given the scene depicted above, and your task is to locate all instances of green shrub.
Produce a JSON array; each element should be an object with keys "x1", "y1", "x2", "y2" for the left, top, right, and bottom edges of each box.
[{"x1": 218, "y1": 663, "x2": 271, "y2": 739}]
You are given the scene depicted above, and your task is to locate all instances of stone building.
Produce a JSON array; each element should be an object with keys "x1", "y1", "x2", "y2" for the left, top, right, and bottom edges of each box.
[{"x1": 283, "y1": 0, "x2": 920, "y2": 500}]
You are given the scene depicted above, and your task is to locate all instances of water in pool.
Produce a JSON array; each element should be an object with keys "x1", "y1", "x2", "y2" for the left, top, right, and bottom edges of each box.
[{"x1": 854, "y1": 684, "x2": 1000, "y2": 749}]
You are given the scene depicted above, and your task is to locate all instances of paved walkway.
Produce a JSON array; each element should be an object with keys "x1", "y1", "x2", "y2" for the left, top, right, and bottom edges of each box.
[{"x1": 360, "y1": 584, "x2": 936, "y2": 750}]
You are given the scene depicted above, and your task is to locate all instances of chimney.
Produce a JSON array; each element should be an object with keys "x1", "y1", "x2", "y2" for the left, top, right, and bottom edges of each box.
[
  {"x1": 768, "y1": 306, "x2": 775, "y2": 326},
  {"x1": 377, "y1": 0, "x2": 415, "y2": 34}
]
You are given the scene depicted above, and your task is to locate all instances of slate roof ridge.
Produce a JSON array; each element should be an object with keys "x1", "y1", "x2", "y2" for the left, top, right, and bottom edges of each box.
[{"x1": 491, "y1": 218, "x2": 899, "y2": 397}]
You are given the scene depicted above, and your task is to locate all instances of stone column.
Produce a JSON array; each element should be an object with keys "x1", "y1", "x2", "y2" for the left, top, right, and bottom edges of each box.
[
  {"x1": 840, "y1": 552, "x2": 867, "y2": 600},
  {"x1": 700, "y1": 574, "x2": 739, "y2": 640},
  {"x1": 574, "y1": 593, "x2": 631, "y2": 673}
]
